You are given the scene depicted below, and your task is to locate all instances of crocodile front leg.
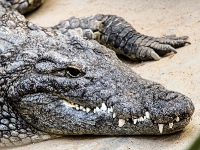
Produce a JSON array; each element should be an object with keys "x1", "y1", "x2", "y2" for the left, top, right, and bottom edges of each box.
[{"x1": 54, "y1": 14, "x2": 190, "y2": 61}]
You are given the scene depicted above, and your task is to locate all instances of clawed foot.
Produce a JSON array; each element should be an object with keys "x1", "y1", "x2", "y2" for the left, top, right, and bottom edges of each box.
[{"x1": 136, "y1": 35, "x2": 190, "y2": 61}]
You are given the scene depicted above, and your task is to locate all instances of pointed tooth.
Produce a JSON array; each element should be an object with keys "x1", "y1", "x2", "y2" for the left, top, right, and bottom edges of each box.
[
  {"x1": 83, "y1": 108, "x2": 86, "y2": 111},
  {"x1": 169, "y1": 123, "x2": 173, "y2": 129},
  {"x1": 96, "y1": 107, "x2": 100, "y2": 112},
  {"x1": 76, "y1": 106, "x2": 79, "y2": 110},
  {"x1": 86, "y1": 108, "x2": 90, "y2": 113},
  {"x1": 145, "y1": 111, "x2": 150, "y2": 119},
  {"x1": 158, "y1": 124, "x2": 164, "y2": 133},
  {"x1": 139, "y1": 117, "x2": 141, "y2": 121},
  {"x1": 133, "y1": 119, "x2": 137, "y2": 124},
  {"x1": 140, "y1": 117, "x2": 144, "y2": 121},
  {"x1": 80, "y1": 106, "x2": 83, "y2": 110},
  {"x1": 113, "y1": 113, "x2": 116, "y2": 118},
  {"x1": 110, "y1": 106, "x2": 113, "y2": 112},
  {"x1": 175, "y1": 116, "x2": 180, "y2": 122},
  {"x1": 101, "y1": 103, "x2": 107, "y2": 111},
  {"x1": 107, "y1": 108, "x2": 111, "y2": 113},
  {"x1": 138, "y1": 117, "x2": 144, "y2": 122},
  {"x1": 93, "y1": 108, "x2": 96, "y2": 113},
  {"x1": 118, "y1": 119, "x2": 125, "y2": 127}
]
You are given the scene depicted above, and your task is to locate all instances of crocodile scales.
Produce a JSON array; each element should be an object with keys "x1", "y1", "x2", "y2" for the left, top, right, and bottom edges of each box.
[{"x1": 0, "y1": 0, "x2": 195, "y2": 147}]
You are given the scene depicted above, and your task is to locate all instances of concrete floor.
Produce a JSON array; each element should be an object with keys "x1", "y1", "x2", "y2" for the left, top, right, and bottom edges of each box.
[{"x1": 5, "y1": 0, "x2": 200, "y2": 150}]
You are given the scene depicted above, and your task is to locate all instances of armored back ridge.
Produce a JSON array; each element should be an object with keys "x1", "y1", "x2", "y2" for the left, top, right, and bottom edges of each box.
[{"x1": 0, "y1": 0, "x2": 194, "y2": 147}]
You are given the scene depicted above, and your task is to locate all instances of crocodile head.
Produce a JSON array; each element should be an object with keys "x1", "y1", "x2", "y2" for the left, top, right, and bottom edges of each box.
[{"x1": 3, "y1": 27, "x2": 194, "y2": 136}]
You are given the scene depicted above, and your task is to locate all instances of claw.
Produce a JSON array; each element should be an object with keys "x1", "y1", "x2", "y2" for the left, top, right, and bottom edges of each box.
[
  {"x1": 185, "y1": 41, "x2": 191, "y2": 44},
  {"x1": 168, "y1": 45, "x2": 177, "y2": 53},
  {"x1": 150, "y1": 51, "x2": 160, "y2": 61}
]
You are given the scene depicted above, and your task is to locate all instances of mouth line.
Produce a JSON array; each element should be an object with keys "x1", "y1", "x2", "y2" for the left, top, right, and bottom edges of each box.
[{"x1": 62, "y1": 98, "x2": 191, "y2": 134}]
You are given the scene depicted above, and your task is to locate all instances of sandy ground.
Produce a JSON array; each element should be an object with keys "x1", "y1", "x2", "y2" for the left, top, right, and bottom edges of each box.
[{"x1": 4, "y1": 0, "x2": 200, "y2": 150}]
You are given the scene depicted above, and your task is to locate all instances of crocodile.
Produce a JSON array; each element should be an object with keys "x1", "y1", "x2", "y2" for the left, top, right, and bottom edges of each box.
[{"x1": 0, "y1": 0, "x2": 194, "y2": 147}]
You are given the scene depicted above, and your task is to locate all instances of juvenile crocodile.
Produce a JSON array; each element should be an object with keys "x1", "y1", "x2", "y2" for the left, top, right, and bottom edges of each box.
[{"x1": 0, "y1": 0, "x2": 194, "y2": 147}]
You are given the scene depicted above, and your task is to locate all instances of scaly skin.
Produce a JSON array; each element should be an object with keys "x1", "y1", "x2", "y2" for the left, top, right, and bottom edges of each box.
[
  {"x1": 0, "y1": 0, "x2": 194, "y2": 147},
  {"x1": 54, "y1": 15, "x2": 190, "y2": 61},
  {"x1": 7, "y1": 0, "x2": 43, "y2": 14}
]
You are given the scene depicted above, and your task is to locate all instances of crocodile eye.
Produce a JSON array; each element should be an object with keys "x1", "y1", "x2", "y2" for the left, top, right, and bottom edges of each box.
[{"x1": 66, "y1": 65, "x2": 85, "y2": 78}]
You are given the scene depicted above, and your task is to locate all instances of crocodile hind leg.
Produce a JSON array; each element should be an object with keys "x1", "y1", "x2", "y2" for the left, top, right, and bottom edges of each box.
[
  {"x1": 54, "y1": 14, "x2": 190, "y2": 61},
  {"x1": 6, "y1": 0, "x2": 44, "y2": 14}
]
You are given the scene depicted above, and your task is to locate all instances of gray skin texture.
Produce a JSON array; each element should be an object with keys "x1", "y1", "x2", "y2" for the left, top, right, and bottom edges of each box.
[
  {"x1": 0, "y1": 0, "x2": 194, "y2": 147},
  {"x1": 6, "y1": 0, "x2": 43, "y2": 14}
]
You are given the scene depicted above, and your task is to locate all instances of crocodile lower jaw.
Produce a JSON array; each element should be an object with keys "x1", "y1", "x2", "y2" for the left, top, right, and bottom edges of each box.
[{"x1": 63, "y1": 100, "x2": 190, "y2": 134}]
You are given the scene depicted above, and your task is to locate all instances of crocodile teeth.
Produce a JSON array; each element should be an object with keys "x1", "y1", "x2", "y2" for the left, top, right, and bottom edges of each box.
[
  {"x1": 133, "y1": 119, "x2": 137, "y2": 124},
  {"x1": 175, "y1": 116, "x2": 180, "y2": 122},
  {"x1": 158, "y1": 124, "x2": 164, "y2": 133},
  {"x1": 113, "y1": 113, "x2": 116, "y2": 118},
  {"x1": 145, "y1": 111, "x2": 150, "y2": 119},
  {"x1": 86, "y1": 108, "x2": 90, "y2": 113},
  {"x1": 118, "y1": 119, "x2": 125, "y2": 127},
  {"x1": 101, "y1": 103, "x2": 107, "y2": 111},
  {"x1": 169, "y1": 123, "x2": 173, "y2": 128},
  {"x1": 107, "y1": 108, "x2": 111, "y2": 113},
  {"x1": 79, "y1": 106, "x2": 83, "y2": 110},
  {"x1": 96, "y1": 107, "x2": 100, "y2": 113},
  {"x1": 64, "y1": 102, "x2": 116, "y2": 115},
  {"x1": 138, "y1": 117, "x2": 144, "y2": 122},
  {"x1": 110, "y1": 107, "x2": 113, "y2": 112}
]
